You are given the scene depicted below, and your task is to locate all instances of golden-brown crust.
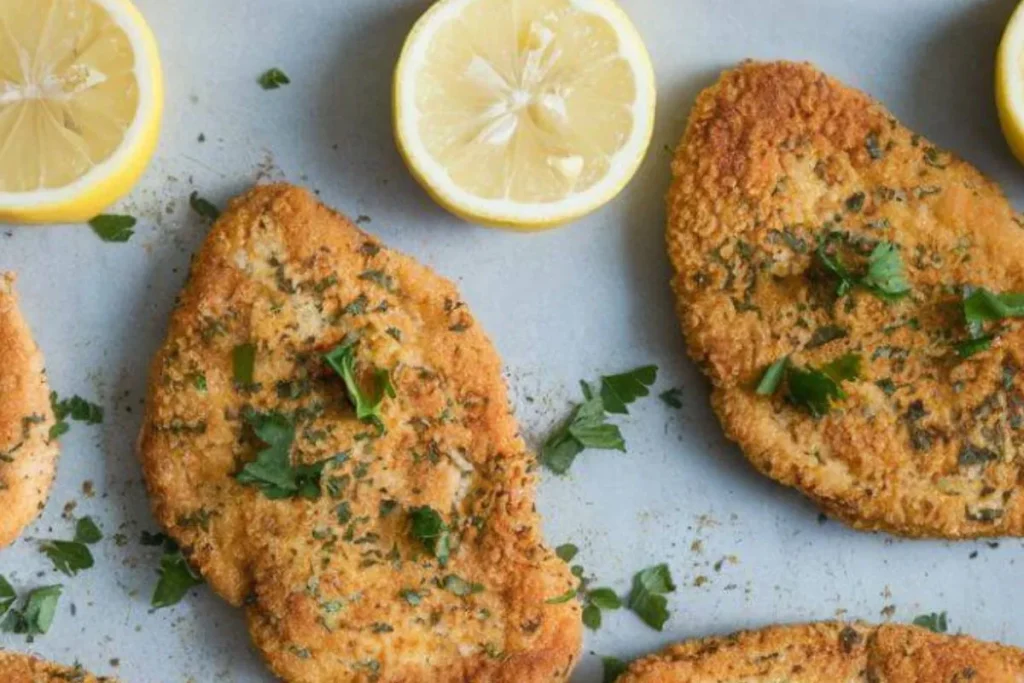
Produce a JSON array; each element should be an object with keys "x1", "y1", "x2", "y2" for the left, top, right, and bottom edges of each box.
[
  {"x1": 139, "y1": 184, "x2": 581, "y2": 682},
  {"x1": 620, "y1": 622, "x2": 1024, "y2": 682},
  {"x1": 666, "y1": 61, "x2": 1024, "y2": 538},
  {"x1": 0, "y1": 274, "x2": 58, "y2": 547},
  {"x1": 0, "y1": 651, "x2": 112, "y2": 683}
]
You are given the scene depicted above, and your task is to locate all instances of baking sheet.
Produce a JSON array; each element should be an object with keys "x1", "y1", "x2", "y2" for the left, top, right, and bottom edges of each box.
[{"x1": 2, "y1": 0, "x2": 1024, "y2": 680}]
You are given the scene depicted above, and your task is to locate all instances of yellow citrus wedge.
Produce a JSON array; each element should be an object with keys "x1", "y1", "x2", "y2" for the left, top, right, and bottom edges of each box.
[
  {"x1": 997, "y1": 0, "x2": 1024, "y2": 166},
  {"x1": 393, "y1": 0, "x2": 656, "y2": 230},
  {"x1": 0, "y1": 0, "x2": 163, "y2": 224}
]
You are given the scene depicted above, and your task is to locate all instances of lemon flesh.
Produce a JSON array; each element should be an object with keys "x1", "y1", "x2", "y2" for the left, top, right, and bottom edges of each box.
[
  {"x1": 0, "y1": 0, "x2": 162, "y2": 224},
  {"x1": 394, "y1": 0, "x2": 656, "y2": 229}
]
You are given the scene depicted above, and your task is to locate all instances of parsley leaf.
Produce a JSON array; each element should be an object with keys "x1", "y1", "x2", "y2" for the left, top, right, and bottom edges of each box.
[
  {"x1": 235, "y1": 409, "x2": 330, "y2": 500},
  {"x1": 408, "y1": 506, "x2": 450, "y2": 566},
  {"x1": 540, "y1": 394, "x2": 624, "y2": 474},
  {"x1": 659, "y1": 388, "x2": 683, "y2": 409},
  {"x1": 582, "y1": 604, "x2": 602, "y2": 629},
  {"x1": 189, "y1": 191, "x2": 220, "y2": 221},
  {"x1": 601, "y1": 365, "x2": 658, "y2": 414},
  {"x1": 0, "y1": 575, "x2": 14, "y2": 617},
  {"x1": 602, "y1": 656, "x2": 628, "y2": 683},
  {"x1": 88, "y1": 214, "x2": 136, "y2": 242},
  {"x1": 232, "y1": 343, "x2": 256, "y2": 386},
  {"x1": 627, "y1": 564, "x2": 676, "y2": 631},
  {"x1": 74, "y1": 517, "x2": 102, "y2": 544},
  {"x1": 152, "y1": 542, "x2": 203, "y2": 609},
  {"x1": 544, "y1": 589, "x2": 577, "y2": 604},
  {"x1": 955, "y1": 335, "x2": 994, "y2": 359},
  {"x1": 964, "y1": 287, "x2": 1024, "y2": 333},
  {"x1": 40, "y1": 540, "x2": 94, "y2": 576},
  {"x1": 442, "y1": 575, "x2": 483, "y2": 596},
  {"x1": 324, "y1": 342, "x2": 396, "y2": 432},
  {"x1": 755, "y1": 357, "x2": 789, "y2": 395},
  {"x1": 1, "y1": 585, "x2": 62, "y2": 635},
  {"x1": 588, "y1": 587, "x2": 622, "y2": 610},
  {"x1": 912, "y1": 611, "x2": 948, "y2": 633},
  {"x1": 258, "y1": 67, "x2": 290, "y2": 90},
  {"x1": 817, "y1": 234, "x2": 910, "y2": 301},
  {"x1": 555, "y1": 543, "x2": 578, "y2": 563}
]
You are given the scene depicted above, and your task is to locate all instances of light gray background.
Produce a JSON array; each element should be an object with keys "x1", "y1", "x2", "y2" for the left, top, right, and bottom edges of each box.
[{"x1": 2, "y1": 0, "x2": 1023, "y2": 680}]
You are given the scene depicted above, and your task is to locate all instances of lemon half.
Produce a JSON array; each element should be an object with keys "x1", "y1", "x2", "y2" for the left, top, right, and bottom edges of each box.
[
  {"x1": 0, "y1": 0, "x2": 163, "y2": 224},
  {"x1": 393, "y1": 0, "x2": 656, "y2": 230},
  {"x1": 997, "y1": 1, "x2": 1024, "y2": 166}
]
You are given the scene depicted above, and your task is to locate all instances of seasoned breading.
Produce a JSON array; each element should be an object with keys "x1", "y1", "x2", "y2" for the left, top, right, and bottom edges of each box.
[
  {"x1": 139, "y1": 184, "x2": 581, "y2": 682},
  {"x1": 667, "y1": 61, "x2": 1024, "y2": 537},
  {"x1": 0, "y1": 274, "x2": 58, "y2": 547},
  {"x1": 619, "y1": 622, "x2": 1024, "y2": 682},
  {"x1": 0, "y1": 651, "x2": 111, "y2": 683}
]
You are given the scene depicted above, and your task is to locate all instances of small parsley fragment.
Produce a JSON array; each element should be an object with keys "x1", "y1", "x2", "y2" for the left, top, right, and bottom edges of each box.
[
  {"x1": 40, "y1": 540, "x2": 94, "y2": 576},
  {"x1": 955, "y1": 335, "x2": 993, "y2": 359},
  {"x1": 601, "y1": 365, "x2": 658, "y2": 414},
  {"x1": 152, "y1": 539, "x2": 203, "y2": 609},
  {"x1": 0, "y1": 585, "x2": 62, "y2": 635},
  {"x1": 408, "y1": 506, "x2": 450, "y2": 566},
  {"x1": 88, "y1": 214, "x2": 136, "y2": 242},
  {"x1": 52, "y1": 394, "x2": 103, "y2": 424},
  {"x1": 75, "y1": 517, "x2": 102, "y2": 544},
  {"x1": 912, "y1": 611, "x2": 948, "y2": 633},
  {"x1": 659, "y1": 388, "x2": 683, "y2": 409},
  {"x1": 442, "y1": 574, "x2": 483, "y2": 596},
  {"x1": 189, "y1": 191, "x2": 220, "y2": 221},
  {"x1": 602, "y1": 656, "x2": 628, "y2": 683},
  {"x1": 232, "y1": 343, "x2": 256, "y2": 386},
  {"x1": 757, "y1": 354, "x2": 862, "y2": 417},
  {"x1": 544, "y1": 589, "x2": 577, "y2": 604},
  {"x1": 955, "y1": 287, "x2": 1024, "y2": 358},
  {"x1": 324, "y1": 342, "x2": 396, "y2": 432},
  {"x1": 0, "y1": 575, "x2": 14, "y2": 617},
  {"x1": 235, "y1": 409, "x2": 330, "y2": 500},
  {"x1": 399, "y1": 589, "x2": 422, "y2": 606},
  {"x1": 816, "y1": 234, "x2": 910, "y2": 301},
  {"x1": 555, "y1": 543, "x2": 578, "y2": 563},
  {"x1": 865, "y1": 132, "x2": 884, "y2": 160},
  {"x1": 627, "y1": 563, "x2": 676, "y2": 631},
  {"x1": 258, "y1": 67, "x2": 290, "y2": 90}
]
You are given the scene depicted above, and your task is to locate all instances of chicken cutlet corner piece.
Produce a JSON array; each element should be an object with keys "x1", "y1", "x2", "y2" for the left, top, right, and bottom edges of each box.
[
  {"x1": 140, "y1": 183, "x2": 582, "y2": 682},
  {"x1": 0, "y1": 650, "x2": 113, "y2": 682},
  {"x1": 666, "y1": 60, "x2": 1024, "y2": 538},
  {"x1": 0, "y1": 273, "x2": 59, "y2": 548},
  {"x1": 619, "y1": 622, "x2": 1024, "y2": 683}
]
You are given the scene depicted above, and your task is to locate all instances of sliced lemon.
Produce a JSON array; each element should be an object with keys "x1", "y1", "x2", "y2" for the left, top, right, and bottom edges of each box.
[
  {"x1": 0, "y1": 0, "x2": 163, "y2": 224},
  {"x1": 997, "y1": 0, "x2": 1024, "y2": 166},
  {"x1": 393, "y1": 0, "x2": 656, "y2": 230}
]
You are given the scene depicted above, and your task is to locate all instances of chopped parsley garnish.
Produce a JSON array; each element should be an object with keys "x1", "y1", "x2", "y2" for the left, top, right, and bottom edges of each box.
[
  {"x1": 912, "y1": 611, "x2": 948, "y2": 633},
  {"x1": 544, "y1": 589, "x2": 577, "y2": 605},
  {"x1": 324, "y1": 342, "x2": 396, "y2": 432},
  {"x1": 600, "y1": 365, "x2": 658, "y2": 414},
  {"x1": 602, "y1": 656, "x2": 628, "y2": 683},
  {"x1": 865, "y1": 132, "x2": 884, "y2": 160},
  {"x1": 88, "y1": 214, "x2": 136, "y2": 242},
  {"x1": 757, "y1": 354, "x2": 862, "y2": 417},
  {"x1": 659, "y1": 388, "x2": 683, "y2": 409},
  {"x1": 817, "y1": 234, "x2": 910, "y2": 301},
  {"x1": 235, "y1": 409, "x2": 331, "y2": 500},
  {"x1": 232, "y1": 343, "x2": 256, "y2": 386},
  {"x1": 152, "y1": 539, "x2": 203, "y2": 609},
  {"x1": 258, "y1": 67, "x2": 290, "y2": 90},
  {"x1": 442, "y1": 574, "x2": 483, "y2": 596},
  {"x1": 540, "y1": 365, "x2": 659, "y2": 474},
  {"x1": 189, "y1": 191, "x2": 220, "y2": 221},
  {"x1": 627, "y1": 563, "x2": 676, "y2": 631},
  {"x1": 408, "y1": 506, "x2": 450, "y2": 566},
  {"x1": 40, "y1": 530, "x2": 95, "y2": 577},
  {"x1": 74, "y1": 517, "x2": 102, "y2": 544},
  {"x1": 48, "y1": 392, "x2": 103, "y2": 441},
  {"x1": 950, "y1": 287, "x2": 1024, "y2": 358},
  {"x1": 0, "y1": 585, "x2": 62, "y2": 635},
  {"x1": 555, "y1": 543, "x2": 578, "y2": 563},
  {"x1": 399, "y1": 589, "x2": 421, "y2": 606},
  {"x1": 0, "y1": 575, "x2": 14, "y2": 617}
]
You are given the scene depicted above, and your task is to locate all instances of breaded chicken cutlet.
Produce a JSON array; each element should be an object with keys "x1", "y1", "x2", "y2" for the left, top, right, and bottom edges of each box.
[
  {"x1": 618, "y1": 621, "x2": 1024, "y2": 682},
  {"x1": 667, "y1": 61, "x2": 1024, "y2": 538},
  {"x1": 0, "y1": 274, "x2": 59, "y2": 547},
  {"x1": 0, "y1": 651, "x2": 112, "y2": 682},
  {"x1": 139, "y1": 184, "x2": 581, "y2": 682}
]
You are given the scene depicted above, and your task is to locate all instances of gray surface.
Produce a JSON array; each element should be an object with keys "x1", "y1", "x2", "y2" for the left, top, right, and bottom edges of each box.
[{"x1": 2, "y1": 0, "x2": 1024, "y2": 680}]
